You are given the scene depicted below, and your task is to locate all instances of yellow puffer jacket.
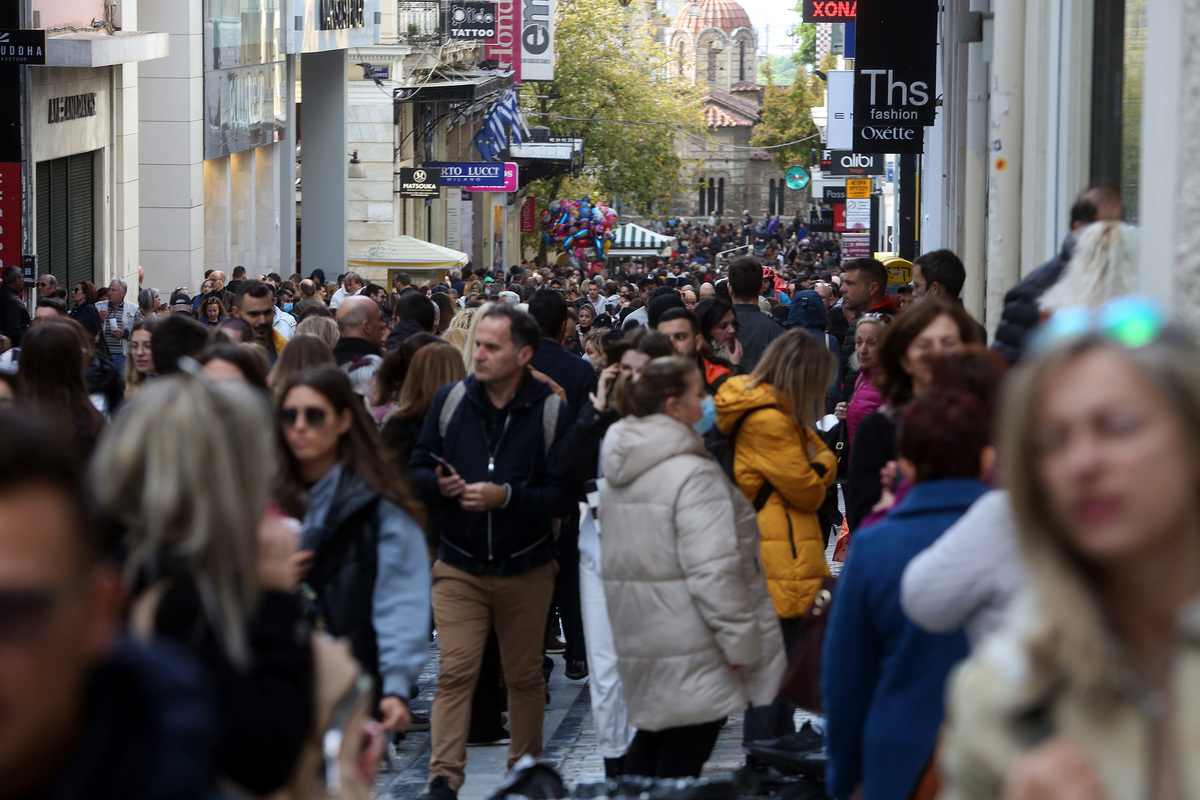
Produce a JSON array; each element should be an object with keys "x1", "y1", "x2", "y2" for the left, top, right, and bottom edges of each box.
[{"x1": 715, "y1": 375, "x2": 836, "y2": 618}]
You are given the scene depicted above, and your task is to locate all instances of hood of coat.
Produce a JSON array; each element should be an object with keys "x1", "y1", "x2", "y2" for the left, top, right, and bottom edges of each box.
[
  {"x1": 713, "y1": 374, "x2": 781, "y2": 436},
  {"x1": 602, "y1": 413, "x2": 707, "y2": 489}
]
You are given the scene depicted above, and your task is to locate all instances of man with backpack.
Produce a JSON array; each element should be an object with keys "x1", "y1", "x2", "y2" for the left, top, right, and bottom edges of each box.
[{"x1": 409, "y1": 304, "x2": 576, "y2": 800}]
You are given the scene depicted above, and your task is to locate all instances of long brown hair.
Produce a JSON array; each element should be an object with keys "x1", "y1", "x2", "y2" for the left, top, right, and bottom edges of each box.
[
  {"x1": 18, "y1": 318, "x2": 103, "y2": 442},
  {"x1": 266, "y1": 334, "x2": 335, "y2": 397},
  {"x1": 749, "y1": 328, "x2": 837, "y2": 429},
  {"x1": 273, "y1": 366, "x2": 424, "y2": 524},
  {"x1": 876, "y1": 298, "x2": 982, "y2": 406},
  {"x1": 394, "y1": 343, "x2": 466, "y2": 422}
]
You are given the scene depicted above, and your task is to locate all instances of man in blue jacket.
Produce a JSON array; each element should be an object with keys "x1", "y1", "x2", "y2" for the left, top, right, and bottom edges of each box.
[{"x1": 410, "y1": 303, "x2": 574, "y2": 800}]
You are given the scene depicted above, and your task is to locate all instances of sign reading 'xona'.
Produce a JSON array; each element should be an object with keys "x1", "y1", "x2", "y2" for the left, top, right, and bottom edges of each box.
[{"x1": 852, "y1": 0, "x2": 937, "y2": 154}]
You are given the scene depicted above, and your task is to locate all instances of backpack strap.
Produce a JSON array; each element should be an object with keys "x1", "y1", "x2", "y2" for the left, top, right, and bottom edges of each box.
[
  {"x1": 541, "y1": 393, "x2": 562, "y2": 459},
  {"x1": 731, "y1": 405, "x2": 778, "y2": 511},
  {"x1": 437, "y1": 381, "x2": 467, "y2": 441}
]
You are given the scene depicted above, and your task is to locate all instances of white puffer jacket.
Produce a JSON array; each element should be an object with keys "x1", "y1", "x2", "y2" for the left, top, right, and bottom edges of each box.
[{"x1": 599, "y1": 413, "x2": 786, "y2": 732}]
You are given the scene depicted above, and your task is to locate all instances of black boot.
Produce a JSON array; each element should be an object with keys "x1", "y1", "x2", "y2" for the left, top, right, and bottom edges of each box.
[{"x1": 604, "y1": 756, "x2": 625, "y2": 779}]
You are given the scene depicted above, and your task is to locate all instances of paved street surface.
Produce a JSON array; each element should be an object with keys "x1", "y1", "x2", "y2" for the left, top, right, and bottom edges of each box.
[{"x1": 378, "y1": 502, "x2": 844, "y2": 800}]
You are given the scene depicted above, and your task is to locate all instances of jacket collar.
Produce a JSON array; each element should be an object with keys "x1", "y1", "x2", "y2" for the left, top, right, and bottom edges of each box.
[
  {"x1": 463, "y1": 370, "x2": 551, "y2": 413},
  {"x1": 334, "y1": 336, "x2": 380, "y2": 358},
  {"x1": 888, "y1": 478, "x2": 991, "y2": 519}
]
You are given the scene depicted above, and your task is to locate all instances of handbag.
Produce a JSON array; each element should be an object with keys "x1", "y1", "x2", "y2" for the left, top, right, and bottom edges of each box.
[
  {"x1": 819, "y1": 418, "x2": 847, "y2": 480},
  {"x1": 778, "y1": 576, "x2": 837, "y2": 713}
]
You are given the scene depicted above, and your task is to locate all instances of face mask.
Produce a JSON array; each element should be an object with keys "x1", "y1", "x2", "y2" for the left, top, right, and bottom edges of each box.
[
  {"x1": 283, "y1": 303, "x2": 293, "y2": 312},
  {"x1": 693, "y1": 395, "x2": 717, "y2": 435}
]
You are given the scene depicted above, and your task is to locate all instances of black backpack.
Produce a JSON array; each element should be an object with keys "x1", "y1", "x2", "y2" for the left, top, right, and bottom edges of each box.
[{"x1": 706, "y1": 405, "x2": 776, "y2": 512}]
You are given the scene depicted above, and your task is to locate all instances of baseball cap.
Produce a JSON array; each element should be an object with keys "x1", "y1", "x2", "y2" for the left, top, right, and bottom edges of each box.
[{"x1": 170, "y1": 290, "x2": 192, "y2": 312}]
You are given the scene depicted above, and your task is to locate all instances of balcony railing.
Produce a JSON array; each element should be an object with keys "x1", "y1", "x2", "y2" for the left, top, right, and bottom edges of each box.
[{"x1": 397, "y1": 0, "x2": 447, "y2": 44}]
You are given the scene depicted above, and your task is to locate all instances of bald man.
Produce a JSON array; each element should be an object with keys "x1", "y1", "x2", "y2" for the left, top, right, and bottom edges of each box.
[
  {"x1": 698, "y1": 282, "x2": 715, "y2": 300},
  {"x1": 293, "y1": 279, "x2": 322, "y2": 315},
  {"x1": 333, "y1": 296, "x2": 384, "y2": 398}
]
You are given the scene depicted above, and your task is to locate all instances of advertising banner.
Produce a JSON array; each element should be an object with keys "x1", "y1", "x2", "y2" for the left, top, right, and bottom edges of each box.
[
  {"x1": 0, "y1": 163, "x2": 20, "y2": 269},
  {"x1": 842, "y1": 232, "x2": 872, "y2": 259},
  {"x1": 821, "y1": 150, "x2": 884, "y2": 177},
  {"x1": 397, "y1": 167, "x2": 442, "y2": 198},
  {"x1": 520, "y1": 0, "x2": 554, "y2": 81},
  {"x1": 485, "y1": 0, "x2": 521, "y2": 81},
  {"x1": 449, "y1": 2, "x2": 497, "y2": 39},
  {"x1": 520, "y1": 196, "x2": 536, "y2": 232},
  {"x1": 424, "y1": 162, "x2": 506, "y2": 186},
  {"x1": 0, "y1": 30, "x2": 45, "y2": 65},
  {"x1": 852, "y1": 0, "x2": 937, "y2": 154},
  {"x1": 465, "y1": 162, "x2": 519, "y2": 192}
]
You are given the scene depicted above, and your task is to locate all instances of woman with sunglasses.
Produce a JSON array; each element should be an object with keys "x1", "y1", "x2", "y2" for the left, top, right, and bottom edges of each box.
[
  {"x1": 70, "y1": 281, "x2": 101, "y2": 339},
  {"x1": 840, "y1": 312, "x2": 890, "y2": 454},
  {"x1": 845, "y1": 299, "x2": 981, "y2": 531},
  {"x1": 274, "y1": 366, "x2": 431, "y2": 734},
  {"x1": 939, "y1": 298, "x2": 1200, "y2": 800}
]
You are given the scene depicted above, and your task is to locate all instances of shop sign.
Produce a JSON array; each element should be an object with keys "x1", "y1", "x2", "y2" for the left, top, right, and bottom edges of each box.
[
  {"x1": 397, "y1": 167, "x2": 442, "y2": 198},
  {"x1": 853, "y1": 0, "x2": 937, "y2": 154},
  {"x1": 520, "y1": 0, "x2": 554, "y2": 81},
  {"x1": 802, "y1": 0, "x2": 855, "y2": 23},
  {"x1": 48, "y1": 93, "x2": 97, "y2": 124},
  {"x1": 0, "y1": 29, "x2": 46, "y2": 65},
  {"x1": 842, "y1": 233, "x2": 871, "y2": 259},
  {"x1": 845, "y1": 198, "x2": 871, "y2": 230},
  {"x1": 821, "y1": 150, "x2": 884, "y2": 177},
  {"x1": 320, "y1": 0, "x2": 365, "y2": 30},
  {"x1": 0, "y1": 163, "x2": 21, "y2": 270},
  {"x1": 485, "y1": 0, "x2": 521, "y2": 81},
  {"x1": 449, "y1": 2, "x2": 497, "y2": 39},
  {"x1": 520, "y1": 196, "x2": 536, "y2": 232},
  {"x1": 424, "y1": 161, "x2": 506, "y2": 186},
  {"x1": 846, "y1": 178, "x2": 871, "y2": 198},
  {"x1": 464, "y1": 162, "x2": 518, "y2": 192},
  {"x1": 823, "y1": 185, "x2": 846, "y2": 202}
]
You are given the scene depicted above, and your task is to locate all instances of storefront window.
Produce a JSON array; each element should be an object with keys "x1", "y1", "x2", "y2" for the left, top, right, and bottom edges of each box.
[{"x1": 1120, "y1": 0, "x2": 1145, "y2": 222}]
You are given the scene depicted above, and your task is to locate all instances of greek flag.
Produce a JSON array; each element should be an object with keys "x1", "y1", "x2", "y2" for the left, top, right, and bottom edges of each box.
[{"x1": 494, "y1": 88, "x2": 526, "y2": 148}]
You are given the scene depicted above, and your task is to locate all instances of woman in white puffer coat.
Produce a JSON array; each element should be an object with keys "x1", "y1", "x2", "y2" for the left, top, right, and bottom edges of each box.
[{"x1": 599, "y1": 356, "x2": 786, "y2": 780}]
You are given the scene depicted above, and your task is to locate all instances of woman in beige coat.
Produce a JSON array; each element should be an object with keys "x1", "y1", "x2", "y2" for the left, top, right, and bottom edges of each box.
[
  {"x1": 599, "y1": 357, "x2": 786, "y2": 780},
  {"x1": 939, "y1": 298, "x2": 1200, "y2": 800}
]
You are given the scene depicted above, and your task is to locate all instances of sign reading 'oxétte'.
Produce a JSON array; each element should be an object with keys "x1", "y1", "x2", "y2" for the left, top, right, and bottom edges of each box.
[{"x1": 852, "y1": 0, "x2": 937, "y2": 154}]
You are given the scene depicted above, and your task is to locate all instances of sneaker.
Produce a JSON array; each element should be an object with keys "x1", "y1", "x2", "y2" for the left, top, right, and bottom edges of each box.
[
  {"x1": 564, "y1": 660, "x2": 589, "y2": 681},
  {"x1": 417, "y1": 776, "x2": 458, "y2": 800},
  {"x1": 467, "y1": 727, "x2": 512, "y2": 746},
  {"x1": 407, "y1": 709, "x2": 431, "y2": 732}
]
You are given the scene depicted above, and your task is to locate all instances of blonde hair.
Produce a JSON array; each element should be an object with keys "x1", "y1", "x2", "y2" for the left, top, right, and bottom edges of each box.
[
  {"x1": 459, "y1": 302, "x2": 494, "y2": 372},
  {"x1": 1040, "y1": 222, "x2": 1140, "y2": 314},
  {"x1": 749, "y1": 329, "x2": 837, "y2": 428},
  {"x1": 91, "y1": 375, "x2": 273, "y2": 667},
  {"x1": 1001, "y1": 328, "x2": 1200, "y2": 702},
  {"x1": 295, "y1": 315, "x2": 339, "y2": 349},
  {"x1": 442, "y1": 326, "x2": 469, "y2": 354},
  {"x1": 613, "y1": 356, "x2": 697, "y2": 417}
]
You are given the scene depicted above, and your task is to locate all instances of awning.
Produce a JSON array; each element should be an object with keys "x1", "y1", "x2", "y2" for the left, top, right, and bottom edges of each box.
[
  {"x1": 607, "y1": 223, "x2": 673, "y2": 256},
  {"x1": 393, "y1": 70, "x2": 513, "y2": 104},
  {"x1": 346, "y1": 236, "x2": 468, "y2": 283}
]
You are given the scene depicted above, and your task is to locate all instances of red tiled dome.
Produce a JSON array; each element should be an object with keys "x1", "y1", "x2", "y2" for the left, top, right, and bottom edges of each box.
[{"x1": 673, "y1": 0, "x2": 754, "y2": 34}]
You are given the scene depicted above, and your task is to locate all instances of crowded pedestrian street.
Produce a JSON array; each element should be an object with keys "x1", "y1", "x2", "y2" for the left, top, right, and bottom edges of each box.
[{"x1": 6, "y1": 1, "x2": 1200, "y2": 800}]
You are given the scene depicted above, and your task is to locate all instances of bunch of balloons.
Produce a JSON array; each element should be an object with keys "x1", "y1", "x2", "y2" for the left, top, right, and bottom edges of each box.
[{"x1": 539, "y1": 194, "x2": 618, "y2": 269}]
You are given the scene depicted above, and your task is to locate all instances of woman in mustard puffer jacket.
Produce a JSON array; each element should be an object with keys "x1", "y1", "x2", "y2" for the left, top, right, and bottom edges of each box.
[{"x1": 715, "y1": 328, "x2": 838, "y2": 746}]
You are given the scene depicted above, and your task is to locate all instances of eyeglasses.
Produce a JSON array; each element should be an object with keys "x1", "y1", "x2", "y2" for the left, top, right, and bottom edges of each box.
[
  {"x1": 1029, "y1": 295, "x2": 1167, "y2": 356},
  {"x1": 0, "y1": 586, "x2": 72, "y2": 645},
  {"x1": 280, "y1": 406, "x2": 328, "y2": 429}
]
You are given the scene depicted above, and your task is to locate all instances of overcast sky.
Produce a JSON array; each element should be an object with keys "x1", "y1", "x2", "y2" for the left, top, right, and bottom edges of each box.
[{"x1": 737, "y1": 0, "x2": 801, "y2": 57}]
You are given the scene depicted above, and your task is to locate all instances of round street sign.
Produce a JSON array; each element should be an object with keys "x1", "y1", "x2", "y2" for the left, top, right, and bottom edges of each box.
[{"x1": 785, "y1": 166, "x2": 810, "y2": 190}]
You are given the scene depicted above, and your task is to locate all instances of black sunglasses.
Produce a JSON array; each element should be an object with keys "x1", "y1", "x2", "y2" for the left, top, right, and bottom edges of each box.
[{"x1": 279, "y1": 407, "x2": 328, "y2": 429}]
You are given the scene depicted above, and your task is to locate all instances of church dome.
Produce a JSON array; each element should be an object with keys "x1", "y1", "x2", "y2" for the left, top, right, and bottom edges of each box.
[{"x1": 673, "y1": 0, "x2": 754, "y2": 35}]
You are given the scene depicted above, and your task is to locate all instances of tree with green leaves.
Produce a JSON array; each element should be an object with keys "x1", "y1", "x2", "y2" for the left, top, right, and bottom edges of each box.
[
  {"x1": 751, "y1": 52, "x2": 834, "y2": 173},
  {"x1": 521, "y1": 0, "x2": 704, "y2": 220}
]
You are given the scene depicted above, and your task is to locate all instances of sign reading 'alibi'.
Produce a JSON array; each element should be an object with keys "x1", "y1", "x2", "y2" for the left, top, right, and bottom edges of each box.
[{"x1": 852, "y1": 0, "x2": 937, "y2": 154}]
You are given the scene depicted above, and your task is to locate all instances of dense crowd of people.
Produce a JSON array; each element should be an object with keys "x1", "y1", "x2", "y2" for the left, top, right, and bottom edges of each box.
[{"x1": 5, "y1": 184, "x2": 1200, "y2": 800}]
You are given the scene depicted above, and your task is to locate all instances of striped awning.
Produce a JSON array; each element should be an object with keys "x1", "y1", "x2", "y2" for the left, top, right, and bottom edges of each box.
[
  {"x1": 611, "y1": 223, "x2": 672, "y2": 251},
  {"x1": 346, "y1": 236, "x2": 469, "y2": 271}
]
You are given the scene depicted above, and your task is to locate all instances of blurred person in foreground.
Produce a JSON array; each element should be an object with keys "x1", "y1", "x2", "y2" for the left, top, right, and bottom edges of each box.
[
  {"x1": 0, "y1": 414, "x2": 219, "y2": 800},
  {"x1": 93, "y1": 375, "x2": 311, "y2": 795},
  {"x1": 940, "y1": 297, "x2": 1200, "y2": 800}
]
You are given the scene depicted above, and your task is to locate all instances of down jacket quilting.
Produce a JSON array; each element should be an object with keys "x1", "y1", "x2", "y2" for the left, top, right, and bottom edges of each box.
[{"x1": 599, "y1": 413, "x2": 786, "y2": 732}]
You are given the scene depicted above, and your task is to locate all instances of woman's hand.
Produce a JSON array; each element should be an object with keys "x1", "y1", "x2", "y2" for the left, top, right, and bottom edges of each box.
[
  {"x1": 1003, "y1": 738, "x2": 1109, "y2": 800},
  {"x1": 257, "y1": 513, "x2": 301, "y2": 591},
  {"x1": 378, "y1": 696, "x2": 412, "y2": 731},
  {"x1": 727, "y1": 336, "x2": 744, "y2": 366},
  {"x1": 880, "y1": 460, "x2": 898, "y2": 493},
  {"x1": 592, "y1": 363, "x2": 621, "y2": 412},
  {"x1": 835, "y1": 402, "x2": 848, "y2": 422}
]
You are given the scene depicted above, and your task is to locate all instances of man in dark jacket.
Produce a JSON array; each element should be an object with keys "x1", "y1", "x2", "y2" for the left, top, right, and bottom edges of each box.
[
  {"x1": 334, "y1": 296, "x2": 385, "y2": 399},
  {"x1": 992, "y1": 185, "x2": 1122, "y2": 364},
  {"x1": 386, "y1": 291, "x2": 437, "y2": 351},
  {"x1": 728, "y1": 256, "x2": 783, "y2": 371},
  {"x1": 410, "y1": 304, "x2": 574, "y2": 800},
  {"x1": 0, "y1": 414, "x2": 220, "y2": 800},
  {"x1": 0, "y1": 265, "x2": 30, "y2": 347}
]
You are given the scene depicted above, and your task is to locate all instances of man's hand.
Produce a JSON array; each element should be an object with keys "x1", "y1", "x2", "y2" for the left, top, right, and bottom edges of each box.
[
  {"x1": 436, "y1": 464, "x2": 466, "y2": 499},
  {"x1": 1003, "y1": 738, "x2": 1109, "y2": 800},
  {"x1": 378, "y1": 696, "x2": 412, "y2": 731},
  {"x1": 459, "y1": 482, "x2": 509, "y2": 512},
  {"x1": 112, "y1": 327, "x2": 125, "y2": 339}
]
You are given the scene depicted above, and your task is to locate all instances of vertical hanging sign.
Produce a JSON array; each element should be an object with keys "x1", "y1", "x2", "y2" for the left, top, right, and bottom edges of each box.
[
  {"x1": 852, "y1": 0, "x2": 937, "y2": 154},
  {"x1": 519, "y1": 0, "x2": 554, "y2": 81},
  {"x1": 0, "y1": 163, "x2": 21, "y2": 269},
  {"x1": 520, "y1": 195, "x2": 536, "y2": 232},
  {"x1": 486, "y1": 0, "x2": 522, "y2": 82}
]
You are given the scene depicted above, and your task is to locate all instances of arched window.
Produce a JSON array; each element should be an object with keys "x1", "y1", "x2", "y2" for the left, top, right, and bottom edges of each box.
[
  {"x1": 678, "y1": 40, "x2": 686, "y2": 76},
  {"x1": 738, "y1": 41, "x2": 746, "y2": 82},
  {"x1": 698, "y1": 179, "x2": 707, "y2": 215},
  {"x1": 708, "y1": 178, "x2": 716, "y2": 213},
  {"x1": 706, "y1": 47, "x2": 717, "y2": 82},
  {"x1": 717, "y1": 177, "x2": 725, "y2": 213}
]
